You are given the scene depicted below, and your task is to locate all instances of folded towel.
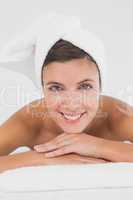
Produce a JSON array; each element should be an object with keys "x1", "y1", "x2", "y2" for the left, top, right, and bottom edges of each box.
[
  {"x1": 1, "y1": 146, "x2": 133, "y2": 192},
  {"x1": 1, "y1": 163, "x2": 133, "y2": 192},
  {"x1": 0, "y1": 12, "x2": 106, "y2": 95}
]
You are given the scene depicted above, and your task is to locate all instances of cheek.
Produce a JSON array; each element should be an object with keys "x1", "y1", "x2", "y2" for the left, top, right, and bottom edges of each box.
[
  {"x1": 44, "y1": 93, "x2": 60, "y2": 110},
  {"x1": 84, "y1": 94, "x2": 100, "y2": 120},
  {"x1": 81, "y1": 92, "x2": 99, "y2": 108}
]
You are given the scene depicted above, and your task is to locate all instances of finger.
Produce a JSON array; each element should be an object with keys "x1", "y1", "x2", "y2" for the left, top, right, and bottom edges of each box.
[
  {"x1": 34, "y1": 133, "x2": 69, "y2": 150},
  {"x1": 34, "y1": 133, "x2": 75, "y2": 152},
  {"x1": 34, "y1": 143, "x2": 58, "y2": 152},
  {"x1": 51, "y1": 134, "x2": 78, "y2": 147},
  {"x1": 51, "y1": 132, "x2": 77, "y2": 142},
  {"x1": 34, "y1": 138, "x2": 73, "y2": 152},
  {"x1": 49, "y1": 133, "x2": 75, "y2": 143},
  {"x1": 44, "y1": 146, "x2": 71, "y2": 157}
]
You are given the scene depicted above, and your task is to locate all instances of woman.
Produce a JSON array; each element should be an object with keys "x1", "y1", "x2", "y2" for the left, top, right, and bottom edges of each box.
[{"x1": 0, "y1": 38, "x2": 133, "y2": 173}]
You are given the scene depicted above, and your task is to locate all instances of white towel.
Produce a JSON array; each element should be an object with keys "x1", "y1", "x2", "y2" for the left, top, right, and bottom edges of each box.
[
  {"x1": 0, "y1": 12, "x2": 106, "y2": 95},
  {"x1": 1, "y1": 163, "x2": 133, "y2": 192}
]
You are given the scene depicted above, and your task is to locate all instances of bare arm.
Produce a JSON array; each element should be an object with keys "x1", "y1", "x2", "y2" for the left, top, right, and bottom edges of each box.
[
  {"x1": 0, "y1": 150, "x2": 109, "y2": 173},
  {"x1": 0, "y1": 150, "x2": 45, "y2": 173},
  {"x1": 0, "y1": 99, "x2": 42, "y2": 156},
  {"x1": 99, "y1": 138, "x2": 133, "y2": 162},
  {"x1": 99, "y1": 96, "x2": 133, "y2": 162}
]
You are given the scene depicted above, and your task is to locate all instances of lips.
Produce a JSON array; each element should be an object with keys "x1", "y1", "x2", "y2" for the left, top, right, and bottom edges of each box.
[
  {"x1": 59, "y1": 112, "x2": 86, "y2": 116},
  {"x1": 59, "y1": 111, "x2": 86, "y2": 121}
]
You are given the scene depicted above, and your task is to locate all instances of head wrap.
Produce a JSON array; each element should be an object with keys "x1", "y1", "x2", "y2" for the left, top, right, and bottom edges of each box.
[{"x1": 0, "y1": 12, "x2": 106, "y2": 95}]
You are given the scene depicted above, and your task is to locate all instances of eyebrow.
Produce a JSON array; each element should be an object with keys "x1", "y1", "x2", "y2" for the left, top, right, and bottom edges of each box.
[{"x1": 46, "y1": 78, "x2": 95, "y2": 86}]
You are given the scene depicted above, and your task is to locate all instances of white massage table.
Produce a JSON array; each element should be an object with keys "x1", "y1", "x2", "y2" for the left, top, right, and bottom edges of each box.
[
  {"x1": 0, "y1": 67, "x2": 133, "y2": 200},
  {"x1": 0, "y1": 157, "x2": 133, "y2": 200}
]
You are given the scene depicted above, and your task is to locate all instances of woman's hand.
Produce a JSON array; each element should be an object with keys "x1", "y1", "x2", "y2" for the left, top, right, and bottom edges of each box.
[
  {"x1": 43, "y1": 153, "x2": 109, "y2": 165},
  {"x1": 34, "y1": 132, "x2": 105, "y2": 159}
]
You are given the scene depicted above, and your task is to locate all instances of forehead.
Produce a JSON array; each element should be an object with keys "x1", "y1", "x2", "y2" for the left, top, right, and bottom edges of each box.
[{"x1": 43, "y1": 58, "x2": 98, "y2": 83}]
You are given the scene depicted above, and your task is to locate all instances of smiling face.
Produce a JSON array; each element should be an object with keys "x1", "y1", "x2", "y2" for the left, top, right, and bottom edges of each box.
[{"x1": 42, "y1": 57, "x2": 101, "y2": 133}]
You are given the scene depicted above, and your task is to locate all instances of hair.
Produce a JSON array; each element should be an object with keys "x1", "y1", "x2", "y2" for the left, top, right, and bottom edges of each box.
[{"x1": 41, "y1": 39, "x2": 102, "y2": 91}]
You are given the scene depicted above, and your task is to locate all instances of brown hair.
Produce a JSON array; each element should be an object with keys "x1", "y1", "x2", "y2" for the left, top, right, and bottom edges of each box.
[{"x1": 41, "y1": 39, "x2": 102, "y2": 91}]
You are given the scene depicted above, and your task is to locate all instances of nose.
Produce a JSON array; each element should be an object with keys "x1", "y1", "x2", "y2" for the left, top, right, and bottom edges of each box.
[{"x1": 61, "y1": 91, "x2": 82, "y2": 110}]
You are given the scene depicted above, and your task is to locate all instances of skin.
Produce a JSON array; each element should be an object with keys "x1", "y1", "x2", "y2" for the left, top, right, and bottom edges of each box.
[
  {"x1": 0, "y1": 57, "x2": 133, "y2": 170},
  {"x1": 42, "y1": 57, "x2": 100, "y2": 135}
]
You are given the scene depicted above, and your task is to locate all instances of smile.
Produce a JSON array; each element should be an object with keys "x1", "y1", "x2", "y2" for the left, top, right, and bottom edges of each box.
[{"x1": 59, "y1": 112, "x2": 86, "y2": 122}]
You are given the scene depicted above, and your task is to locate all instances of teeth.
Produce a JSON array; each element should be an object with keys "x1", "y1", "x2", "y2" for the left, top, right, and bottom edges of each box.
[{"x1": 63, "y1": 113, "x2": 81, "y2": 120}]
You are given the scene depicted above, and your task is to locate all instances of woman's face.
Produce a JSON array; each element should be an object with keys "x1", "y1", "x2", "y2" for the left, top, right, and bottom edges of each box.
[{"x1": 42, "y1": 57, "x2": 100, "y2": 133}]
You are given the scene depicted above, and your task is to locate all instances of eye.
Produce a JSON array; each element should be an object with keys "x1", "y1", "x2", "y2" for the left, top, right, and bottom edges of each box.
[
  {"x1": 48, "y1": 85, "x2": 63, "y2": 92},
  {"x1": 79, "y1": 83, "x2": 93, "y2": 90}
]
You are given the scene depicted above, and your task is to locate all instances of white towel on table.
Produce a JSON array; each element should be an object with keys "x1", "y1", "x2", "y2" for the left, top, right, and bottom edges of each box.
[{"x1": 1, "y1": 163, "x2": 133, "y2": 192}]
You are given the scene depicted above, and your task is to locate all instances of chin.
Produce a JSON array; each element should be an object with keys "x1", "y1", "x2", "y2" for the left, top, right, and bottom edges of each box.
[
  {"x1": 60, "y1": 127, "x2": 87, "y2": 134},
  {"x1": 56, "y1": 119, "x2": 91, "y2": 134}
]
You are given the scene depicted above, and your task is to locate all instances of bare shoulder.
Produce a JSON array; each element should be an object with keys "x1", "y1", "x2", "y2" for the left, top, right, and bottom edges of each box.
[
  {"x1": 0, "y1": 98, "x2": 46, "y2": 155},
  {"x1": 100, "y1": 94, "x2": 133, "y2": 141},
  {"x1": 19, "y1": 98, "x2": 46, "y2": 129},
  {"x1": 100, "y1": 94, "x2": 133, "y2": 120}
]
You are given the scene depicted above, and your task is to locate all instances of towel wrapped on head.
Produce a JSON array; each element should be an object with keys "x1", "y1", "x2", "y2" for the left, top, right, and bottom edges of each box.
[{"x1": 0, "y1": 12, "x2": 106, "y2": 95}]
